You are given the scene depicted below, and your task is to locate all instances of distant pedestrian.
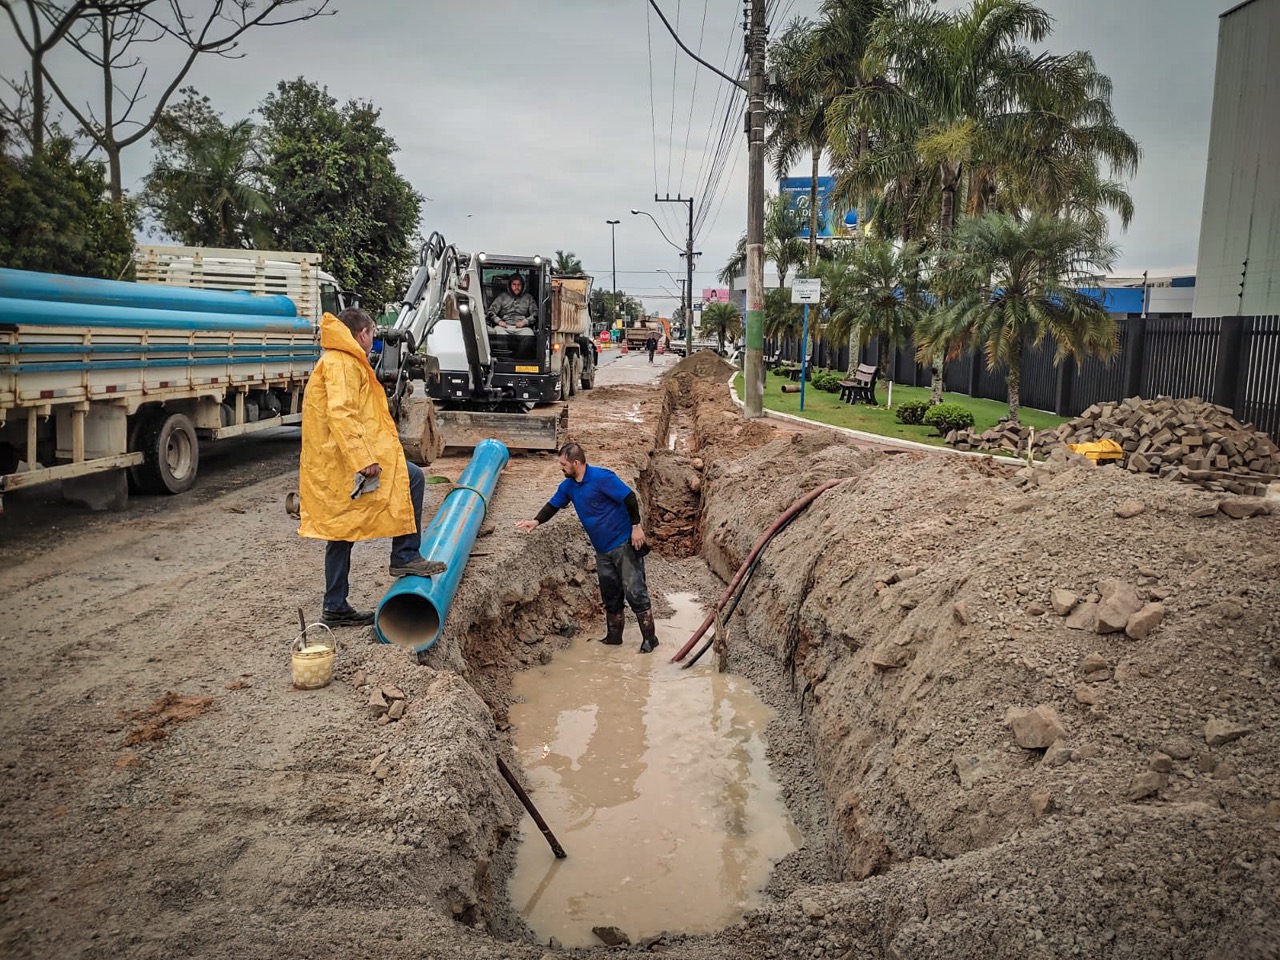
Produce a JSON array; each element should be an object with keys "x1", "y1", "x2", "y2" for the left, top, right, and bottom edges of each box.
[
  {"x1": 298, "y1": 308, "x2": 444, "y2": 627},
  {"x1": 515, "y1": 442, "x2": 659, "y2": 653},
  {"x1": 646, "y1": 335, "x2": 657, "y2": 363}
]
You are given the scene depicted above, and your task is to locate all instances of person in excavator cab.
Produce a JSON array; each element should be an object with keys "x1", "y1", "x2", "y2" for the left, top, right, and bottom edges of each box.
[{"x1": 486, "y1": 274, "x2": 537, "y2": 354}]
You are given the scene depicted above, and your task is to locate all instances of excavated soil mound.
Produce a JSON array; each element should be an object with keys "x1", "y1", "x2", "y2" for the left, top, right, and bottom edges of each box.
[
  {"x1": 666, "y1": 349, "x2": 736, "y2": 381},
  {"x1": 699, "y1": 427, "x2": 1280, "y2": 958}
]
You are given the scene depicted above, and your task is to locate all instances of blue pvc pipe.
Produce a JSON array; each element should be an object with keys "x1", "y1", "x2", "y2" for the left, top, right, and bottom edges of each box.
[
  {"x1": 374, "y1": 439, "x2": 510, "y2": 653},
  {"x1": 0, "y1": 267, "x2": 299, "y2": 317},
  {"x1": 0, "y1": 296, "x2": 314, "y2": 334}
]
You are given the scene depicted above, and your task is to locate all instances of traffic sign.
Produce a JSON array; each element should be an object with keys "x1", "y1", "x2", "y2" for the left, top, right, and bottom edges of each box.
[{"x1": 792, "y1": 278, "x2": 821, "y2": 304}]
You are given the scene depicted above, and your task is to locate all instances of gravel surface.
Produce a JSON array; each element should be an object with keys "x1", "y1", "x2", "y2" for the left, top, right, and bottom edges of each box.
[{"x1": 2, "y1": 363, "x2": 1275, "y2": 960}]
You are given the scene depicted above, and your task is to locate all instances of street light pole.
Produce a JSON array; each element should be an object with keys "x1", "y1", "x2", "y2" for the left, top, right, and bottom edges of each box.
[
  {"x1": 606, "y1": 219, "x2": 620, "y2": 329},
  {"x1": 656, "y1": 270, "x2": 686, "y2": 343},
  {"x1": 655, "y1": 193, "x2": 694, "y2": 360}
]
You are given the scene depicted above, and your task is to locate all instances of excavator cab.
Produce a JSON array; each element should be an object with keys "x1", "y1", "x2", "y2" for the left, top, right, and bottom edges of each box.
[{"x1": 474, "y1": 255, "x2": 558, "y2": 403}]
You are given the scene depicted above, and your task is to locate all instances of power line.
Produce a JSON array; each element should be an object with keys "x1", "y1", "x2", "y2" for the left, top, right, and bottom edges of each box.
[{"x1": 677, "y1": 0, "x2": 712, "y2": 194}]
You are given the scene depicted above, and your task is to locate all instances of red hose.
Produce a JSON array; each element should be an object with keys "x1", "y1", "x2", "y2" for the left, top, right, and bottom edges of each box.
[{"x1": 671, "y1": 477, "x2": 852, "y2": 662}]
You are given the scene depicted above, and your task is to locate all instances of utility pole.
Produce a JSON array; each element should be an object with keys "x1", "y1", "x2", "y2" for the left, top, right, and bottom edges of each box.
[
  {"x1": 743, "y1": 0, "x2": 766, "y2": 418},
  {"x1": 606, "y1": 219, "x2": 620, "y2": 329},
  {"x1": 656, "y1": 193, "x2": 695, "y2": 360}
]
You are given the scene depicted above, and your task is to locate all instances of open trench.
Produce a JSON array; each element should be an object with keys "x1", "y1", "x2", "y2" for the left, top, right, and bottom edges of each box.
[
  {"x1": 430, "y1": 372, "x2": 850, "y2": 952},
  {"x1": 423, "y1": 367, "x2": 1280, "y2": 960}
]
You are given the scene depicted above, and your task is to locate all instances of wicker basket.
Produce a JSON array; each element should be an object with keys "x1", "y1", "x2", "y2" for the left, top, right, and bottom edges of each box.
[{"x1": 291, "y1": 625, "x2": 335, "y2": 689}]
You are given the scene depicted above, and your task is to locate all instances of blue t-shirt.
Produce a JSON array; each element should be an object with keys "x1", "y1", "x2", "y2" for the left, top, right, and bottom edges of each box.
[{"x1": 550, "y1": 464, "x2": 634, "y2": 553}]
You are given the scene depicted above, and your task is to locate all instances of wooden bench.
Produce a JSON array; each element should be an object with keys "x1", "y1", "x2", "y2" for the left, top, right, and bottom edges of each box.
[{"x1": 839, "y1": 363, "x2": 879, "y2": 404}]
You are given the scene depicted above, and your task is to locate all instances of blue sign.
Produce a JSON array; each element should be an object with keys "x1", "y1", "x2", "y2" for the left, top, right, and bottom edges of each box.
[{"x1": 778, "y1": 177, "x2": 858, "y2": 238}]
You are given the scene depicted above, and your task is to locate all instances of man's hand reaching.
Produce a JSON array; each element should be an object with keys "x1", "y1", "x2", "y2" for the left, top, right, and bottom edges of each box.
[{"x1": 515, "y1": 519, "x2": 539, "y2": 532}]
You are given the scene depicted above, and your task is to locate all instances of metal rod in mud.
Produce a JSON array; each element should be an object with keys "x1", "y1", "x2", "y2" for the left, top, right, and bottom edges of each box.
[
  {"x1": 671, "y1": 477, "x2": 852, "y2": 662},
  {"x1": 497, "y1": 755, "x2": 567, "y2": 860}
]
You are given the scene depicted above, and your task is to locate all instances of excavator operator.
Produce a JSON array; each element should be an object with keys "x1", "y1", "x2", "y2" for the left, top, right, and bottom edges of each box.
[{"x1": 487, "y1": 274, "x2": 537, "y2": 357}]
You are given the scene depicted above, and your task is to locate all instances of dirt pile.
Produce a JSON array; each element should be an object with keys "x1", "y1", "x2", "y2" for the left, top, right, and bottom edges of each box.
[
  {"x1": 950, "y1": 396, "x2": 1280, "y2": 496},
  {"x1": 700, "y1": 424, "x2": 1280, "y2": 957},
  {"x1": 666, "y1": 349, "x2": 736, "y2": 382}
]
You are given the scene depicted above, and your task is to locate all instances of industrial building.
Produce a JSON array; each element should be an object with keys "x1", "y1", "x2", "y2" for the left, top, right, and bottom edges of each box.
[{"x1": 1193, "y1": 0, "x2": 1280, "y2": 317}]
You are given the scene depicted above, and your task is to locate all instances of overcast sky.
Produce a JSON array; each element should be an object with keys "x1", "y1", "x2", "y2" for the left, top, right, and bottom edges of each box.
[{"x1": 3, "y1": 0, "x2": 1228, "y2": 312}]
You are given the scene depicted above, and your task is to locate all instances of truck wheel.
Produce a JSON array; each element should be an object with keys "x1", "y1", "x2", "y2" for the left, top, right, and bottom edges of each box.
[
  {"x1": 581, "y1": 353, "x2": 595, "y2": 390},
  {"x1": 131, "y1": 411, "x2": 199, "y2": 494},
  {"x1": 559, "y1": 361, "x2": 572, "y2": 401},
  {"x1": 568, "y1": 353, "x2": 580, "y2": 397}
]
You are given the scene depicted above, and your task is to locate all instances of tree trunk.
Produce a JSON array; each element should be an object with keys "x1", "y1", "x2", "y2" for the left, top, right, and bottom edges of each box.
[
  {"x1": 931, "y1": 163, "x2": 962, "y2": 404},
  {"x1": 808, "y1": 147, "x2": 820, "y2": 269},
  {"x1": 1007, "y1": 342, "x2": 1022, "y2": 424},
  {"x1": 32, "y1": 56, "x2": 45, "y2": 153}
]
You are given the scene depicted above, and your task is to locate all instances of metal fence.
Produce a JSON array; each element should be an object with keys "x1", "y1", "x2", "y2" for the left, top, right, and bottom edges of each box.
[{"x1": 766, "y1": 314, "x2": 1280, "y2": 439}]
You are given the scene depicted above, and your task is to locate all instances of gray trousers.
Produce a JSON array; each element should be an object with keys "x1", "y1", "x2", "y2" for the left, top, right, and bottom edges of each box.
[{"x1": 596, "y1": 541, "x2": 651, "y2": 615}]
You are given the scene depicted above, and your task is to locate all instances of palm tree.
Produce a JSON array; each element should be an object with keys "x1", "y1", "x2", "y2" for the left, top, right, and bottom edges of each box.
[
  {"x1": 764, "y1": 287, "x2": 804, "y2": 359},
  {"x1": 827, "y1": 238, "x2": 923, "y2": 381},
  {"x1": 143, "y1": 117, "x2": 270, "y2": 248},
  {"x1": 718, "y1": 194, "x2": 809, "y2": 288},
  {"x1": 917, "y1": 212, "x2": 1117, "y2": 423},
  {"x1": 553, "y1": 250, "x2": 584, "y2": 276},
  {"x1": 700, "y1": 301, "x2": 742, "y2": 356}
]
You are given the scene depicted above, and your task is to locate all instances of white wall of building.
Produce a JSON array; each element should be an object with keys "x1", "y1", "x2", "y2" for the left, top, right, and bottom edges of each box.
[{"x1": 1193, "y1": 0, "x2": 1280, "y2": 317}]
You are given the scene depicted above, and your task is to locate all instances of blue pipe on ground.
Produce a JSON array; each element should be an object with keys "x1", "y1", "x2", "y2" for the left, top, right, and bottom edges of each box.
[
  {"x1": 0, "y1": 295, "x2": 313, "y2": 334},
  {"x1": 375, "y1": 438, "x2": 510, "y2": 653},
  {"x1": 0, "y1": 267, "x2": 299, "y2": 318}
]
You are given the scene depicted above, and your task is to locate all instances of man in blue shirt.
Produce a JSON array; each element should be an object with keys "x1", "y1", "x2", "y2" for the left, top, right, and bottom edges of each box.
[{"x1": 516, "y1": 442, "x2": 659, "y2": 653}]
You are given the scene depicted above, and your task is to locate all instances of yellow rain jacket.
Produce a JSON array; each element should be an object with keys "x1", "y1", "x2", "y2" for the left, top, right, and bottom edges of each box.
[{"x1": 297, "y1": 313, "x2": 416, "y2": 542}]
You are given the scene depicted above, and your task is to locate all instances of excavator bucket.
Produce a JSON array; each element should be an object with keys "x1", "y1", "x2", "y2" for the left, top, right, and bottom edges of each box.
[
  {"x1": 437, "y1": 405, "x2": 567, "y2": 453},
  {"x1": 397, "y1": 396, "x2": 445, "y2": 465}
]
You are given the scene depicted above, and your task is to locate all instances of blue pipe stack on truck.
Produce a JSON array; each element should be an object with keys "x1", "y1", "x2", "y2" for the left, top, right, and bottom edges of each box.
[
  {"x1": 0, "y1": 263, "x2": 319, "y2": 509},
  {"x1": 0, "y1": 267, "x2": 301, "y2": 318},
  {"x1": 375, "y1": 438, "x2": 510, "y2": 654}
]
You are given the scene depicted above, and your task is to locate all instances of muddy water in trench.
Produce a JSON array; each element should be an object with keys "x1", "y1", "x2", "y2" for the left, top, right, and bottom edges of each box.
[{"x1": 508, "y1": 593, "x2": 801, "y2": 947}]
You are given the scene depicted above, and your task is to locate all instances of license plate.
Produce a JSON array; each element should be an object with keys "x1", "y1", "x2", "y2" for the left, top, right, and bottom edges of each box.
[{"x1": 515, "y1": 365, "x2": 539, "y2": 373}]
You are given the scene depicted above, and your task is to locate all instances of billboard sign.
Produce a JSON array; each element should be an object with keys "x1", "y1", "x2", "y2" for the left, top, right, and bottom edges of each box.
[
  {"x1": 701, "y1": 287, "x2": 731, "y2": 304},
  {"x1": 778, "y1": 177, "x2": 858, "y2": 238}
]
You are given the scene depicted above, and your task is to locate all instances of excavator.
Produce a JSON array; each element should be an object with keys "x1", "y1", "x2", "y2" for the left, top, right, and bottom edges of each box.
[{"x1": 374, "y1": 232, "x2": 588, "y2": 464}]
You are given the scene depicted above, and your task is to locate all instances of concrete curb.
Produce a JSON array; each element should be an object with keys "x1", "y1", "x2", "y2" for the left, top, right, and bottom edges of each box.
[{"x1": 726, "y1": 375, "x2": 1028, "y2": 465}]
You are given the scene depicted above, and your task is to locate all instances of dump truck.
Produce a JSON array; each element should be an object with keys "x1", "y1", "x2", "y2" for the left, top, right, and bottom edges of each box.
[
  {"x1": 0, "y1": 254, "x2": 346, "y2": 511},
  {"x1": 623, "y1": 317, "x2": 670, "y2": 352},
  {"x1": 550, "y1": 274, "x2": 598, "y2": 395}
]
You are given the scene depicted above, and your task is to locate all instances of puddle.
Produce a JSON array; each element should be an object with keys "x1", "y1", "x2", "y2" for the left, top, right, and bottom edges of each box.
[{"x1": 508, "y1": 593, "x2": 801, "y2": 948}]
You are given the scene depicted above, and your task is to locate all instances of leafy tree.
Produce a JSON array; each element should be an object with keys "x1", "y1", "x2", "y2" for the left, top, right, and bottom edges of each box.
[
  {"x1": 0, "y1": 130, "x2": 136, "y2": 278},
  {"x1": 552, "y1": 250, "x2": 584, "y2": 276},
  {"x1": 258, "y1": 79, "x2": 422, "y2": 308},
  {"x1": 700, "y1": 301, "x2": 742, "y2": 355},
  {"x1": 141, "y1": 89, "x2": 270, "y2": 248},
  {"x1": 589, "y1": 288, "x2": 644, "y2": 325},
  {"x1": 2, "y1": 0, "x2": 333, "y2": 205},
  {"x1": 917, "y1": 212, "x2": 1117, "y2": 423}
]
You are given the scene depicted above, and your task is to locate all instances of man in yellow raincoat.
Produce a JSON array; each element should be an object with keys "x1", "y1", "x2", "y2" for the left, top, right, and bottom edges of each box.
[{"x1": 298, "y1": 308, "x2": 444, "y2": 626}]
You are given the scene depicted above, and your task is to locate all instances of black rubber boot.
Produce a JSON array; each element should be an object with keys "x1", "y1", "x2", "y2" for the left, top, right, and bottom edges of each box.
[
  {"x1": 598, "y1": 610, "x2": 625, "y2": 645},
  {"x1": 637, "y1": 609, "x2": 659, "y2": 654}
]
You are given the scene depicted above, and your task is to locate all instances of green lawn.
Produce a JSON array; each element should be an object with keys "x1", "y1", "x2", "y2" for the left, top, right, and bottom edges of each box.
[{"x1": 733, "y1": 371, "x2": 1067, "y2": 447}]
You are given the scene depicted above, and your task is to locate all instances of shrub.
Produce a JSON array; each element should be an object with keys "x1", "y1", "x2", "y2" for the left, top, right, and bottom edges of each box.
[
  {"x1": 895, "y1": 399, "x2": 931, "y2": 425},
  {"x1": 922, "y1": 402, "x2": 975, "y2": 435}
]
